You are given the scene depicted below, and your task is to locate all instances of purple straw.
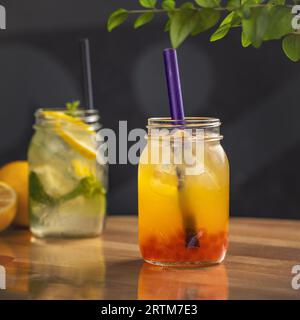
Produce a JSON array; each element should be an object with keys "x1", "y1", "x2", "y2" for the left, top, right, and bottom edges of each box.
[
  {"x1": 163, "y1": 48, "x2": 199, "y2": 248},
  {"x1": 163, "y1": 48, "x2": 185, "y2": 122}
]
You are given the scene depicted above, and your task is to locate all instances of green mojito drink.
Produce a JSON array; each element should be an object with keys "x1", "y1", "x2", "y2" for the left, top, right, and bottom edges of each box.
[{"x1": 28, "y1": 108, "x2": 107, "y2": 238}]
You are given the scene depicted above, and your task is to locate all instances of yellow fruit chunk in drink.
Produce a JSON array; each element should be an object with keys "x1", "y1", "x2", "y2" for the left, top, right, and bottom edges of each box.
[{"x1": 71, "y1": 159, "x2": 93, "y2": 178}]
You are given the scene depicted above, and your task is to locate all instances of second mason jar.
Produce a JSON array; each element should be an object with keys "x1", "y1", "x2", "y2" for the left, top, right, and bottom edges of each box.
[
  {"x1": 28, "y1": 108, "x2": 107, "y2": 238},
  {"x1": 138, "y1": 117, "x2": 229, "y2": 266}
]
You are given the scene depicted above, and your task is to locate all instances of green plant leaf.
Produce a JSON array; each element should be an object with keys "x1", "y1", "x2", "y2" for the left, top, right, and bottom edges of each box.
[
  {"x1": 191, "y1": 9, "x2": 220, "y2": 35},
  {"x1": 237, "y1": 3, "x2": 251, "y2": 19},
  {"x1": 263, "y1": 6, "x2": 293, "y2": 40},
  {"x1": 210, "y1": 12, "x2": 239, "y2": 42},
  {"x1": 227, "y1": 0, "x2": 241, "y2": 9},
  {"x1": 162, "y1": 0, "x2": 176, "y2": 10},
  {"x1": 195, "y1": 0, "x2": 221, "y2": 8},
  {"x1": 181, "y1": 2, "x2": 196, "y2": 9},
  {"x1": 106, "y1": 0, "x2": 296, "y2": 61},
  {"x1": 107, "y1": 9, "x2": 128, "y2": 32},
  {"x1": 269, "y1": 0, "x2": 285, "y2": 4},
  {"x1": 241, "y1": 30, "x2": 251, "y2": 47},
  {"x1": 241, "y1": 0, "x2": 261, "y2": 4},
  {"x1": 134, "y1": 12, "x2": 154, "y2": 28},
  {"x1": 164, "y1": 19, "x2": 171, "y2": 31},
  {"x1": 282, "y1": 34, "x2": 300, "y2": 62},
  {"x1": 242, "y1": 7, "x2": 269, "y2": 48},
  {"x1": 139, "y1": 0, "x2": 157, "y2": 8},
  {"x1": 170, "y1": 4, "x2": 198, "y2": 48}
]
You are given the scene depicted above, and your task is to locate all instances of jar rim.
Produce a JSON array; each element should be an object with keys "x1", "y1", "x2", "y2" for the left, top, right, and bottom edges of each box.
[
  {"x1": 148, "y1": 117, "x2": 221, "y2": 128},
  {"x1": 36, "y1": 107, "x2": 99, "y2": 116},
  {"x1": 34, "y1": 108, "x2": 101, "y2": 131},
  {"x1": 35, "y1": 108, "x2": 100, "y2": 122}
]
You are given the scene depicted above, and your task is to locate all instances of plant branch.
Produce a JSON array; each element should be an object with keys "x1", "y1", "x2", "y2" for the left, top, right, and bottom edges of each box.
[
  {"x1": 126, "y1": 4, "x2": 293, "y2": 15},
  {"x1": 107, "y1": 1, "x2": 299, "y2": 62}
]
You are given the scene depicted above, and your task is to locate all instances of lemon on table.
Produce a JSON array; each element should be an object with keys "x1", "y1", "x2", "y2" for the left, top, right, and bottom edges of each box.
[
  {"x1": 0, "y1": 182, "x2": 17, "y2": 232},
  {"x1": 0, "y1": 161, "x2": 29, "y2": 227}
]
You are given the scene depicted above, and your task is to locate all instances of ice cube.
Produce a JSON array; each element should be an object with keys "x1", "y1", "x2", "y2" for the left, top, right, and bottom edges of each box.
[{"x1": 150, "y1": 164, "x2": 178, "y2": 197}]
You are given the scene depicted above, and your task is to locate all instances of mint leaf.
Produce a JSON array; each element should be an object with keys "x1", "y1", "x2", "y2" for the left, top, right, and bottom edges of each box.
[
  {"x1": 170, "y1": 3, "x2": 198, "y2": 48},
  {"x1": 191, "y1": 9, "x2": 220, "y2": 35},
  {"x1": 30, "y1": 171, "x2": 105, "y2": 207},
  {"x1": 134, "y1": 12, "x2": 154, "y2": 28},
  {"x1": 162, "y1": 0, "x2": 176, "y2": 10},
  {"x1": 242, "y1": 7, "x2": 269, "y2": 48},
  {"x1": 66, "y1": 100, "x2": 80, "y2": 113},
  {"x1": 29, "y1": 172, "x2": 55, "y2": 206},
  {"x1": 107, "y1": 9, "x2": 128, "y2": 32},
  {"x1": 59, "y1": 176, "x2": 105, "y2": 203},
  {"x1": 282, "y1": 34, "x2": 300, "y2": 62},
  {"x1": 195, "y1": 0, "x2": 221, "y2": 8},
  {"x1": 210, "y1": 12, "x2": 239, "y2": 42},
  {"x1": 62, "y1": 176, "x2": 105, "y2": 200},
  {"x1": 139, "y1": 0, "x2": 157, "y2": 8}
]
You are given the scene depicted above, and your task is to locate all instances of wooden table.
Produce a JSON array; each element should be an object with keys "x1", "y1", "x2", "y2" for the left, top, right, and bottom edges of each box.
[{"x1": 0, "y1": 216, "x2": 299, "y2": 300}]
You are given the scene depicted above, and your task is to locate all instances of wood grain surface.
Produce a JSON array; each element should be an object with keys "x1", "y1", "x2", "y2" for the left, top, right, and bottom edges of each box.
[{"x1": 0, "y1": 216, "x2": 299, "y2": 300}]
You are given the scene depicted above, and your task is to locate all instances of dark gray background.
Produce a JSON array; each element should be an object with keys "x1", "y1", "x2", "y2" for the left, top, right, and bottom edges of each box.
[{"x1": 0, "y1": 0, "x2": 299, "y2": 219}]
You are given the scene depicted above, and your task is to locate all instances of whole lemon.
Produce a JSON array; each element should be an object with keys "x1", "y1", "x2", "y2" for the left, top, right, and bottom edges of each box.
[{"x1": 0, "y1": 161, "x2": 29, "y2": 227}]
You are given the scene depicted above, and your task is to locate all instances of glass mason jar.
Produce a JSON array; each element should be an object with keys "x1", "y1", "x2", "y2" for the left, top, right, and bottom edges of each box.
[
  {"x1": 138, "y1": 117, "x2": 229, "y2": 266},
  {"x1": 28, "y1": 108, "x2": 107, "y2": 238}
]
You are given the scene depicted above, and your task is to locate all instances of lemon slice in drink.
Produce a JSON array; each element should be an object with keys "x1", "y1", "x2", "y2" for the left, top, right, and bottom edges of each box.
[
  {"x1": 0, "y1": 182, "x2": 17, "y2": 232},
  {"x1": 42, "y1": 111, "x2": 94, "y2": 133},
  {"x1": 56, "y1": 126, "x2": 97, "y2": 159},
  {"x1": 41, "y1": 110, "x2": 97, "y2": 159}
]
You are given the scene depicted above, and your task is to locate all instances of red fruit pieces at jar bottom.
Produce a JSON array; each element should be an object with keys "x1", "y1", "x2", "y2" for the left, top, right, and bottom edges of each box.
[{"x1": 140, "y1": 230, "x2": 228, "y2": 263}]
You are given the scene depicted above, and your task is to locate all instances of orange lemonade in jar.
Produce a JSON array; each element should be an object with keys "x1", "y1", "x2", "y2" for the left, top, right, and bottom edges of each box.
[{"x1": 138, "y1": 117, "x2": 229, "y2": 266}]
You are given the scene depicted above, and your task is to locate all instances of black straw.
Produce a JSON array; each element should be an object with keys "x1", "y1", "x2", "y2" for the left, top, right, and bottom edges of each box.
[{"x1": 80, "y1": 38, "x2": 94, "y2": 109}]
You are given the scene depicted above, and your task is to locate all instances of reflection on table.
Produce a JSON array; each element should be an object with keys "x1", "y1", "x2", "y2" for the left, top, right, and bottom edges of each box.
[
  {"x1": 29, "y1": 237, "x2": 106, "y2": 299},
  {"x1": 0, "y1": 234, "x2": 30, "y2": 297},
  {"x1": 0, "y1": 235, "x2": 106, "y2": 299},
  {"x1": 138, "y1": 263, "x2": 228, "y2": 300}
]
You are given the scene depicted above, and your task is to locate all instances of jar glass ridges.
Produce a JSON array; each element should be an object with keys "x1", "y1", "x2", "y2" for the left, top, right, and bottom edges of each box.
[
  {"x1": 138, "y1": 117, "x2": 229, "y2": 266},
  {"x1": 28, "y1": 108, "x2": 108, "y2": 238}
]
